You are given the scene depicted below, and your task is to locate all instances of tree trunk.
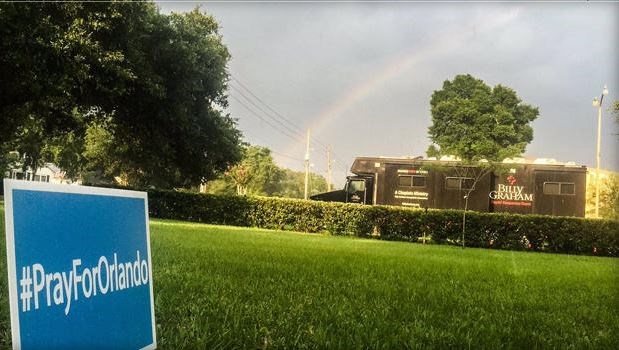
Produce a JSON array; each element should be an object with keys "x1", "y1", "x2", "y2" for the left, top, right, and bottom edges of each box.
[{"x1": 462, "y1": 192, "x2": 470, "y2": 249}]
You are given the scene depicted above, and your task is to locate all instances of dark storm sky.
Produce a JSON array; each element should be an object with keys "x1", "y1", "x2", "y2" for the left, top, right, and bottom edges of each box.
[{"x1": 159, "y1": 1, "x2": 618, "y2": 186}]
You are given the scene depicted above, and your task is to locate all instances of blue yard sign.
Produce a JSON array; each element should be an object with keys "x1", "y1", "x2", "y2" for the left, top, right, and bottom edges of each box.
[{"x1": 3, "y1": 180, "x2": 156, "y2": 350}]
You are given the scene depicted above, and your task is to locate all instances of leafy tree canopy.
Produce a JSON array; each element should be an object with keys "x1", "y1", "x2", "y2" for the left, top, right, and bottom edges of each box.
[
  {"x1": 586, "y1": 173, "x2": 619, "y2": 221},
  {"x1": 277, "y1": 169, "x2": 327, "y2": 199},
  {"x1": 613, "y1": 100, "x2": 619, "y2": 140},
  {"x1": 236, "y1": 146, "x2": 283, "y2": 196},
  {"x1": 205, "y1": 145, "x2": 283, "y2": 196},
  {"x1": 205, "y1": 145, "x2": 327, "y2": 198},
  {"x1": 0, "y1": 2, "x2": 242, "y2": 188},
  {"x1": 427, "y1": 74, "x2": 539, "y2": 162},
  {"x1": 426, "y1": 74, "x2": 540, "y2": 246}
]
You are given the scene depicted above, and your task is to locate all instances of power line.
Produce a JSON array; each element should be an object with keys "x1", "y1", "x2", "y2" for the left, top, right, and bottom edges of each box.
[
  {"x1": 229, "y1": 93, "x2": 345, "y2": 180},
  {"x1": 234, "y1": 129, "x2": 331, "y2": 176},
  {"x1": 240, "y1": 130, "x2": 305, "y2": 163},
  {"x1": 231, "y1": 76, "x2": 305, "y2": 135},
  {"x1": 231, "y1": 76, "x2": 332, "y2": 151},
  {"x1": 230, "y1": 75, "x2": 351, "y2": 174},
  {"x1": 230, "y1": 83, "x2": 306, "y2": 141},
  {"x1": 232, "y1": 97, "x2": 345, "y2": 174},
  {"x1": 270, "y1": 149, "x2": 304, "y2": 162},
  {"x1": 230, "y1": 95, "x2": 301, "y2": 142}
]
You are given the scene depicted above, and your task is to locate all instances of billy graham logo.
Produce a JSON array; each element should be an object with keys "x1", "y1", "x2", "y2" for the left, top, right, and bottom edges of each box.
[
  {"x1": 489, "y1": 176, "x2": 533, "y2": 201},
  {"x1": 507, "y1": 175, "x2": 517, "y2": 186}
]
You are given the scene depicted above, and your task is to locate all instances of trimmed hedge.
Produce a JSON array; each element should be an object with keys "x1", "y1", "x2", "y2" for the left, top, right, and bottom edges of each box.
[{"x1": 146, "y1": 189, "x2": 619, "y2": 257}]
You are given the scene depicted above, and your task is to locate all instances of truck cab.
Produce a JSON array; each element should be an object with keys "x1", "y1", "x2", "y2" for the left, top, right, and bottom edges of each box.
[
  {"x1": 344, "y1": 175, "x2": 374, "y2": 204},
  {"x1": 310, "y1": 175, "x2": 374, "y2": 204}
]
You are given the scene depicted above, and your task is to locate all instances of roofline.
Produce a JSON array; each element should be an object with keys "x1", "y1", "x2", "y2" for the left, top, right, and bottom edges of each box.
[{"x1": 352, "y1": 156, "x2": 587, "y2": 170}]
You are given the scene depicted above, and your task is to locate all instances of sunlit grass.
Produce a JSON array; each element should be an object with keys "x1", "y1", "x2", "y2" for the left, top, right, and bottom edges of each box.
[
  {"x1": 1, "y1": 205, "x2": 618, "y2": 348},
  {"x1": 150, "y1": 221, "x2": 619, "y2": 348}
]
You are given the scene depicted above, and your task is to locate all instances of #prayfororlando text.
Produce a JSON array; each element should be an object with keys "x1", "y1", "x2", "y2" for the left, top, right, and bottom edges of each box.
[{"x1": 19, "y1": 251, "x2": 149, "y2": 316}]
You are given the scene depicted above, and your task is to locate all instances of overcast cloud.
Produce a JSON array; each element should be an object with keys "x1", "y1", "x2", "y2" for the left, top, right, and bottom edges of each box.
[{"x1": 159, "y1": 1, "x2": 618, "y2": 186}]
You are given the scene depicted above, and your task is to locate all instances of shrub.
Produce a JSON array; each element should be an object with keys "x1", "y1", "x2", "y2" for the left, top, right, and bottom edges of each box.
[{"x1": 146, "y1": 190, "x2": 619, "y2": 257}]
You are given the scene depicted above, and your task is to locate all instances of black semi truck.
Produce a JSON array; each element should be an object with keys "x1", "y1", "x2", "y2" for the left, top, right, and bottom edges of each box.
[{"x1": 311, "y1": 156, "x2": 587, "y2": 217}]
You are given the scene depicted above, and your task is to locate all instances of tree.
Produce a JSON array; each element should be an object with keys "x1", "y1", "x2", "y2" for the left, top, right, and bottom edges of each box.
[
  {"x1": 81, "y1": 119, "x2": 126, "y2": 184},
  {"x1": 99, "y1": 8, "x2": 242, "y2": 188},
  {"x1": 428, "y1": 74, "x2": 538, "y2": 161},
  {"x1": 0, "y1": 2, "x2": 136, "y2": 174},
  {"x1": 239, "y1": 146, "x2": 283, "y2": 196},
  {"x1": 427, "y1": 74, "x2": 539, "y2": 246},
  {"x1": 203, "y1": 145, "x2": 328, "y2": 199},
  {"x1": 277, "y1": 169, "x2": 328, "y2": 199},
  {"x1": 601, "y1": 174, "x2": 619, "y2": 221},
  {"x1": 0, "y1": 149, "x2": 20, "y2": 179},
  {"x1": 0, "y1": 3, "x2": 242, "y2": 188},
  {"x1": 205, "y1": 146, "x2": 283, "y2": 196},
  {"x1": 228, "y1": 164, "x2": 253, "y2": 195},
  {"x1": 613, "y1": 100, "x2": 619, "y2": 140},
  {"x1": 586, "y1": 173, "x2": 619, "y2": 220}
]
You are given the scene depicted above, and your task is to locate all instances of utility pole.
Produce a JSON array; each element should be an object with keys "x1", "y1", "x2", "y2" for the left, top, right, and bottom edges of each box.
[
  {"x1": 327, "y1": 145, "x2": 333, "y2": 191},
  {"x1": 304, "y1": 129, "x2": 310, "y2": 200},
  {"x1": 592, "y1": 85, "x2": 609, "y2": 218}
]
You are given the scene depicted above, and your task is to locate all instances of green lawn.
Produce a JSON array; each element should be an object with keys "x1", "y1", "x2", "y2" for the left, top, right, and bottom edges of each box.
[{"x1": 1, "y1": 204, "x2": 618, "y2": 348}]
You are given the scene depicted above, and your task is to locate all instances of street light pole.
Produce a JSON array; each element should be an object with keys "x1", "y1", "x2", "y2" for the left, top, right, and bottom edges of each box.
[
  {"x1": 304, "y1": 129, "x2": 310, "y2": 200},
  {"x1": 592, "y1": 85, "x2": 609, "y2": 218}
]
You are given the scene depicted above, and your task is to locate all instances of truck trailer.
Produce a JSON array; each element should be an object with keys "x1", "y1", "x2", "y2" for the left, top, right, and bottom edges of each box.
[{"x1": 310, "y1": 156, "x2": 587, "y2": 217}]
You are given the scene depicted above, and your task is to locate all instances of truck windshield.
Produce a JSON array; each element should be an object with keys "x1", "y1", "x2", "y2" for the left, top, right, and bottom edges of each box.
[{"x1": 348, "y1": 180, "x2": 366, "y2": 193}]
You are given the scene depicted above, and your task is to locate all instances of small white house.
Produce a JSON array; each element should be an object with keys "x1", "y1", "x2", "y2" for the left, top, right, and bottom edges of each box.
[{"x1": 6, "y1": 163, "x2": 78, "y2": 184}]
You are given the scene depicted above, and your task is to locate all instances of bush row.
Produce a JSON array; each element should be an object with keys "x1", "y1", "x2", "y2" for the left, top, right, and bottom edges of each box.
[{"x1": 146, "y1": 190, "x2": 619, "y2": 257}]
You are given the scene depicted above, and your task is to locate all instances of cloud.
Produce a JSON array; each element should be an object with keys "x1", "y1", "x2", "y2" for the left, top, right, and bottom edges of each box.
[{"x1": 159, "y1": 2, "x2": 618, "y2": 178}]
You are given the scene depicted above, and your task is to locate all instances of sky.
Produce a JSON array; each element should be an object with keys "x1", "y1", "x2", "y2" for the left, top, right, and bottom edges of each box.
[{"x1": 159, "y1": 1, "x2": 618, "y2": 187}]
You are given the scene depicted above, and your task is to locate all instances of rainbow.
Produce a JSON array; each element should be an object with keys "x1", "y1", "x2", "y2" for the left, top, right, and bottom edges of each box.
[{"x1": 288, "y1": 8, "x2": 522, "y2": 152}]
